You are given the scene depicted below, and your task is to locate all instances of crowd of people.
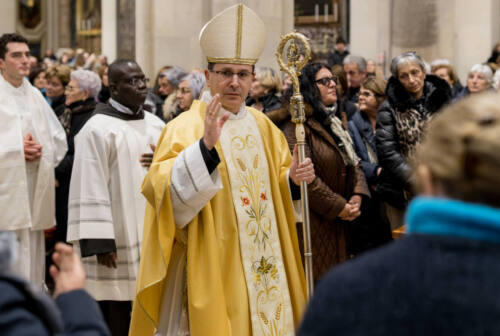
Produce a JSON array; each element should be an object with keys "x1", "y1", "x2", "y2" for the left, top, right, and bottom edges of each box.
[{"x1": 1, "y1": 3, "x2": 500, "y2": 335}]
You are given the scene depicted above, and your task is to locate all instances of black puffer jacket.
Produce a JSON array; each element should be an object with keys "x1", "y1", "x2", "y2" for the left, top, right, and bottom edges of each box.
[
  {"x1": 245, "y1": 90, "x2": 281, "y2": 113},
  {"x1": 375, "y1": 75, "x2": 451, "y2": 208}
]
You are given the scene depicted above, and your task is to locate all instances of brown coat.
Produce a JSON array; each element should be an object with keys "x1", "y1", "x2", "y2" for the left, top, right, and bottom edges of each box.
[{"x1": 275, "y1": 104, "x2": 370, "y2": 281}]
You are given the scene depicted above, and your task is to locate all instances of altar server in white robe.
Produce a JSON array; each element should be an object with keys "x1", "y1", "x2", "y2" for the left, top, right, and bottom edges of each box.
[
  {"x1": 0, "y1": 33, "x2": 67, "y2": 286},
  {"x1": 67, "y1": 59, "x2": 164, "y2": 335}
]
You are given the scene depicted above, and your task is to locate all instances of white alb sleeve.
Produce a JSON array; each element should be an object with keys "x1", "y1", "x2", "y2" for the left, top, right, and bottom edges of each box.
[{"x1": 170, "y1": 140, "x2": 222, "y2": 228}]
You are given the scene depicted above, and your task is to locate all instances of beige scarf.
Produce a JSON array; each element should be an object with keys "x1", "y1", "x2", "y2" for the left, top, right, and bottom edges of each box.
[{"x1": 324, "y1": 105, "x2": 360, "y2": 166}]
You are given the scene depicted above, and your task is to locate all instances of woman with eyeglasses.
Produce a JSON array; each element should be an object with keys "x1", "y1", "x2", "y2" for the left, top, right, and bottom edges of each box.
[
  {"x1": 376, "y1": 52, "x2": 451, "y2": 230},
  {"x1": 348, "y1": 77, "x2": 393, "y2": 253},
  {"x1": 45, "y1": 64, "x2": 71, "y2": 117},
  {"x1": 274, "y1": 62, "x2": 370, "y2": 281},
  {"x1": 161, "y1": 66, "x2": 188, "y2": 121},
  {"x1": 54, "y1": 70, "x2": 102, "y2": 245},
  {"x1": 166, "y1": 72, "x2": 206, "y2": 122}
]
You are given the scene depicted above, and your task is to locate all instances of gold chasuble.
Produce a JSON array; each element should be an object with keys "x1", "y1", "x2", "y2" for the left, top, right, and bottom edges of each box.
[
  {"x1": 219, "y1": 110, "x2": 294, "y2": 335},
  {"x1": 130, "y1": 100, "x2": 306, "y2": 336}
]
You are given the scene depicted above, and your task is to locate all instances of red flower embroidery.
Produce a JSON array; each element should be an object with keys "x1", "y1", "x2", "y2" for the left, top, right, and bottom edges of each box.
[
  {"x1": 260, "y1": 192, "x2": 267, "y2": 201},
  {"x1": 242, "y1": 197, "x2": 250, "y2": 206}
]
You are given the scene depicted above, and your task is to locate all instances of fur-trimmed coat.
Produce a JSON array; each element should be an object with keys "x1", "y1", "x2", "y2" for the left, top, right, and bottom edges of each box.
[
  {"x1": 375, "y1": 74, "x2": 451, "y2": 208},
  {"x1": 273, "y1": 103, "x2": 370, "y2": 280}
]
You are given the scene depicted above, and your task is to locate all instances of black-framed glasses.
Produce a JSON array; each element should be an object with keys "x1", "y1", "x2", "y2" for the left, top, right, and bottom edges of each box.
[
  {"x1": 128, "y1": 77, "x2": 150, "y2": 86},
  {"x1": 65, "y1": 85, "x2": 79, "y2": 92},
  {"x1": 315, "y1": 76, "x2": 337, "y2": 86},
  {"x1": 210, "y1": 70, "x2": 252, "y2": 81}
]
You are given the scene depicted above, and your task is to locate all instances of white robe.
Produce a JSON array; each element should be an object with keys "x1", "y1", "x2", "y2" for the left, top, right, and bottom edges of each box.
[
  {"x1": 67, "y1": 110, "x2": 164, "y2": 301},
  {"x1": 0, "y1": 75, "x2": 67, "y2": 285}
]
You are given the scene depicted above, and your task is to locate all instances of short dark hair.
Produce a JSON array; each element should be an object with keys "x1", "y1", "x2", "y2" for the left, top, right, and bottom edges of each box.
[
  {"x1": 336, "y1": 36, "x2": 346, "y2": 45},
  {"x1": 108, "y1": 59, "x2": 137, "y2": 85},
  {"x1": 0, "y1": 33, "x2": 29, "y2": 59},
  {"x1": 207, "y1": 62, "x2": 255, "y2": 73},
  {"x1": 28, "y1": 65, "x2": 45, "y2": 84}
]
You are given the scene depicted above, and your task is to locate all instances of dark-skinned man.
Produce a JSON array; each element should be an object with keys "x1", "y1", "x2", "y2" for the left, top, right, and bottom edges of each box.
[
  {"x1": 67, "y1": 59, "x2": 164, "y2": 336},
  {"x1": 130, "y1": 5, "x2": 315, "y2": 336}
]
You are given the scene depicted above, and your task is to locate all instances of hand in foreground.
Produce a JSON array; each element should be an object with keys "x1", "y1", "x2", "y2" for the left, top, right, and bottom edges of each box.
[
  {"x1": 97, "y1": 251, "x2": 118, "y2": 269},
  {"x1": 24, "y1": 133, "x2": 42, "y2": 161},
  {"x1": 140, "y1": 144, "x2": 156, "y2": 169},
  {"x1": 203, "y1": 94, "x2": 231, "y2": 150},
  {"x1": 49, "y1": 243, "x2": 86, "y2": 298},
  {"x1": 290, "y1": 144, "x2": 315, "y2": 185}
]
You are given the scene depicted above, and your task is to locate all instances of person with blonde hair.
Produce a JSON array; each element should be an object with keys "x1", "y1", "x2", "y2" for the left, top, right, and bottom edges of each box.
[
  {"x1": 348, "y1": 76, "x2": 392, "y2": 252},
  {"x1": 246, "y1": 66, "x2": 282, "y2": 113},
  {"x1": 46, "y1": 64, "x2": 72, "y2": 117},
  {"x1": 431, "y1": 63, "x2": 462, "y2": 99},
  {"x1": 299, "y1": 93, "x2": 500, "y2": 335}
]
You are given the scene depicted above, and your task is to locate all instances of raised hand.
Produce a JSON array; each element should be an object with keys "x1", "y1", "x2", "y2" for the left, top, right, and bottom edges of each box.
[
  {"x1": 49, "y1": 243, "x2": 86, "y2": 298},
  {"x1": 23, "y1": 133, "x2": 42, "y2": 161},
  {"x1": 290, "y1": 144, "x2": 315, "y2": 185},
  {"x1": 203, "y1": 94, "x2": 231, "y2": 150}
]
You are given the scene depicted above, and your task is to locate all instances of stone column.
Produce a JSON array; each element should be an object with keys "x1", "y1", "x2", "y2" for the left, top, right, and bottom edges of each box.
[
  {"x1": 135, "y1": 0, "x2": 154, "y2": 80},
  {"x1": 350, "y1": 0, "x2": 392, "y2": 75},
  {"x1": 454, "y1": 0, "x2": 500, "y2": 81},
  {"x1": 150, "y1": 0, "x2": 208, "y2": 73},
  {"x1": 246, "y1": 0, "x2": 294, "y2": 71},
  {"x1": 101, "y1": 0, "x2": 117, "y2": 62},
  {"x1": 46, "y1": 0, "x2": 59, "y2": 51},
  {"x1": 117, "y1": 0, "x2": 135, "y2": 59},
  {"x1": 0, "y1": 1, "x2": 16, "y2": 34},
  {"x1": 57, "y1": 0, "x2": 72, "y2": 48}
]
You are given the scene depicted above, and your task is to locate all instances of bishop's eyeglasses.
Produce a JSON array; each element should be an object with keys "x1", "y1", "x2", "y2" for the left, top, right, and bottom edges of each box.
[{"x1": 210, "y1": 70, "x2": 253, "y2": 81}]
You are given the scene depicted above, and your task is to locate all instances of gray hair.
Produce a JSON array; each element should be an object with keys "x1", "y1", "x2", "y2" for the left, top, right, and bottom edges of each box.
[
  {"x1": 343, "y1": 55, "x2": 367, "y2": 72},
  {"x1": 390, "y1": 52, "x2": 426, "y2": 78},
  {"x1": 0, "y1": 231, "x2": 18, "y2": 273},
  {"x1": 163, "y1": 66, "x2": 188, "y2": 88},
  {"x1": 468, "y1": 63, "x2": 494, "y2": 87},
  {"x1": 71, "y1": 69, "x2": 102, "y2": 98},
  {"x1": 430, "y1": 58, "x2": 451, "y2": 68},
  {"x1": 180, "y1": 72, "x2": 206, "y2": 99}
]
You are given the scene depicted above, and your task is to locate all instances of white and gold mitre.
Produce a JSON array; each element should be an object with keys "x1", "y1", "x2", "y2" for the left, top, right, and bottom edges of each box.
[{"x1": 199, "y1": 3, "x2": 266, "y2": 66}]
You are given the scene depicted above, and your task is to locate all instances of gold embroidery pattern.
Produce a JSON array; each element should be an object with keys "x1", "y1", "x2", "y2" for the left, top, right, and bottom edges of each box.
[
  {"x1": 230, "y1": 134, "x2": 287, "y2": 336},
  {"x1": 236, "y1": 3, "x2": 243, "y2": 59}
]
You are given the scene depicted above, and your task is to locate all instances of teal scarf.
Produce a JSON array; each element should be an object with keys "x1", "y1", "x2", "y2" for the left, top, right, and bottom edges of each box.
[{"x1": 406, "y1": 197, "x2": 500, "y2": 243}]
